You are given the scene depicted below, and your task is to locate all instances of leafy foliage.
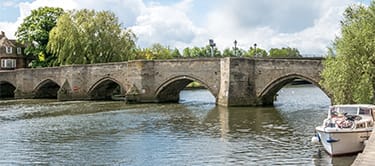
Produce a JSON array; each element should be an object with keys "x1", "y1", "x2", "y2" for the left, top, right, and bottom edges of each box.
[
  {"x1": 222, "y1": 47, "x2": 245, "y2": 57},
  {"x1": 320, "y1": 3, "x2": 375, "y2": 104},
  {"x1": 16, "y1": 7, "x2": 64, "y2": 67},
  {"x1": 136, "y1": 43, "x2": 181, "y2": 60},
  {"x1": 269, "y1": 47, "x2": 301, "y2": 58},
  {"x1": 244, "y1": 46, "x2": 268, "y2": 57},
  {"x1": 180, "y1": 45, "x2": 300, "y2": 58},
  {"x1": 182, "y1": 46, "x2": 220, "y2": 57},
  {"x1": 47, "y1": 9, "x2": 136, "y2": 66}
]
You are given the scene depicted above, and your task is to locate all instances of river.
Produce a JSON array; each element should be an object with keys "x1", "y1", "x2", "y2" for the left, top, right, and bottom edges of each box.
[{"x1": 0, "y1": 85, "x2": 357, "y2": 165}]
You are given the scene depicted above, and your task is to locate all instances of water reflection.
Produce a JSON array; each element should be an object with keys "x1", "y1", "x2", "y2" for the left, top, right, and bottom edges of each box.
[{"x1": 0, "y1": 86, "x2": 356, "y2": 165}]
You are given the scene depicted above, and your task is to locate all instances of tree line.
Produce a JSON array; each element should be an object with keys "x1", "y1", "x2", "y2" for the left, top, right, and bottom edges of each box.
[
  {"x1": 16, "y1": 7, "x2": 301, "y2": 67},
  {"x1": 320, "y1": 1, "x2": 375, "y2": 104}
]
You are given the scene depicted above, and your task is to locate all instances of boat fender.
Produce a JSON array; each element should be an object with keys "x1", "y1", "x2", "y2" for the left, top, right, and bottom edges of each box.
[
  {"x1": 364, "y1": 140, "x2": 368, "y2": 146},
  {"x1": 311, "y1": 134, "x2": 320, "y2": 144}
]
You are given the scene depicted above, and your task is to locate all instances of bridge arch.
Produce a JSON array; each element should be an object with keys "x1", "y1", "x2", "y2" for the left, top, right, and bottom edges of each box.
[
  {"x1": 0, "y1": 81, "x2": 16, "y2": 98},
  {"x1": 258, "y1": 73, "x2": 329, "y2": 106},
  {"x1": 88, "y1": 77, "x2": 125, "y2": 100},
  {"x1": 155, "y1": 75, "x2": 216, "y2": 103},
  {"x1": 34, "y1": 79, "x2": 60, "y2": 99}
]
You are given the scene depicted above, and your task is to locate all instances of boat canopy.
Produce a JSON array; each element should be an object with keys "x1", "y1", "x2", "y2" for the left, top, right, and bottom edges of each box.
[{"x1": 328, "y1": 104, "x2": 375, "y2": 118}]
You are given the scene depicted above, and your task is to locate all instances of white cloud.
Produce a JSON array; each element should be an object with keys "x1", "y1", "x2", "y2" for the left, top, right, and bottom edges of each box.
[
  {"x1": 18, "y1": 0, "x2": 78, "y2": 18},
  {"x1": 0, "y1": 21, "x2": 18, "y2": 38},
  {"x1": 1, "y1": 1, "x2": 17, "y2": 7},
  {"x1": 0, "y1": 0, "x2": 79, "y2": 39},
  {"x1": 203, "y1": 0, "x2": 356, "y2": 55},
  {"x1": 130, "y1": 0, "x2": 204, "y2": 49},
  {"x1": 0, "y1": 0, "x2": 362, "y2": 55},
  {"x1": 70, "y1": 0, "x2": 145, "y2": 26}
]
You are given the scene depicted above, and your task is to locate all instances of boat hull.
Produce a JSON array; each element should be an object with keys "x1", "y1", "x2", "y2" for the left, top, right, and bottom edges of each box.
[{"x1": 316, "y1": 127, "x2": 372, "y2": 156}]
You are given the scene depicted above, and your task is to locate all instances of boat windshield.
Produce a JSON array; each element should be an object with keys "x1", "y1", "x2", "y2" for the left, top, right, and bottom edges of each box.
[
  {"x1": 330, "y1": 105, "x2": 374, "y2": 118},
  {"x1": 359, "y1": 107, "x2": 372, "y2": 115},
  {"x1": 338, "y1": 107, "x2": 358, "y2": 115}
]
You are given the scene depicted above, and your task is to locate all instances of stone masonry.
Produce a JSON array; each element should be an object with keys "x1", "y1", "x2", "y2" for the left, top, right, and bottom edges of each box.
[{"x1": 0, "y1": 57, "x2": 326, "y2": 106}]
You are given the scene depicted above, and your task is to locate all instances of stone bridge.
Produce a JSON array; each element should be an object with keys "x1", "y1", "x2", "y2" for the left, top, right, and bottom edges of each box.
[{"x1": 0, "y1": 57, "x2": 327, "y2": 106}]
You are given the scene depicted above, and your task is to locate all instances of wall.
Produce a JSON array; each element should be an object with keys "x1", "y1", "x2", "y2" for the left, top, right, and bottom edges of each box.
[{"x1": 0, "y1": 58, "x2": 326, "y2": 106}]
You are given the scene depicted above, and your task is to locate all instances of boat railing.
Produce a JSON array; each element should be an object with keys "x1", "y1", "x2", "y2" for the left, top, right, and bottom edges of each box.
[{"x1": 324, "y1": 115, "x2": 373, "y2": 129}]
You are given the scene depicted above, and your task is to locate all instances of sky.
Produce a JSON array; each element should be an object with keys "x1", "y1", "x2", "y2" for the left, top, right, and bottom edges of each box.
[{"x1": 0, "y1": 0, "x2": 371, "y2": 55}]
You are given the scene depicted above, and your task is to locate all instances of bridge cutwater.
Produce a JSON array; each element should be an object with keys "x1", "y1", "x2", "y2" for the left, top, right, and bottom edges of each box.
[{"x1": 0, "y1": 57, "x2": 327, "y2": 106}]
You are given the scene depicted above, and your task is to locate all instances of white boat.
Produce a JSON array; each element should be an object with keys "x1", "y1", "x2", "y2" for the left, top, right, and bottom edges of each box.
[{"x1": 312, "y1": 104, "x2": 375, "y2": 156}]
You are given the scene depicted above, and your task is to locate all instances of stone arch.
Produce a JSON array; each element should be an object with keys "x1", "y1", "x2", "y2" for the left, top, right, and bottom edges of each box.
[
  {"x1": 34, "y1": 79, "x2": 60, "y2": 99},
  {"x1": 0, "y1": 81, "x2": 16, "y2": 98},
  {"x1": 88, "y1": 77, "x2": 125, "y2": 100},
  {"x1": 155, "y1": 75, "x2": 216, "y2": 103},
  {"x1": 258, "y1": 73, "x2": 329, "y2": 106}
]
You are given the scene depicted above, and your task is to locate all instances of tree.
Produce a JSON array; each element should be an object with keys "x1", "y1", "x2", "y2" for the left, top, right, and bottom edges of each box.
[
  {"x1": 191, "y1": 46, "x2": 205, "y2": 57},
  {"x1": 149, "y1": 43, "x2": 171, "y2": 59},
  {"x1": 135, "y1": 48, "x2": 153, "y2": 60},
  {"x1": 269, "y1": 47, "x2": 301, "y2": 58},
  {"x1": 16, "y1": 7, "x2": 64, "y2": 67},
  {"x1": 320, "y1": 3, "x2": 375, "y2": 104},
  {"x1": 171, "y1": 48, "x2": 181, "y2": 58},
  {"x1": 244, "y1": 46, "x2": 268, "y2": 57},
  {"x1": 182, "y1": 45, "x2": 221, "y2": 58},
  {"x1": 222, "y1": 47, "x2": 245, "y2": 57},
  {"x1": 222, "y1": 48, "x2": 233, "y2": 57},
  {"x1": 136, "y1": 43, "x2": 181, "y2": 60},
  {"x1": 202, "y1": 45, "x2": 221, "y2": 57},
  {"x1": 47, "y1": 9, "x2": 136, "y2": 66},
  {"x1": 183, "y1": 47, "x2": 192, "y2": 57}
]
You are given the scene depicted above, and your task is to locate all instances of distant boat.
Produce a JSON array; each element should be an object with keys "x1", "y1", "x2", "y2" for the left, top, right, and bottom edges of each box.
[{"x1": 312, "y1": 104, "x2": 375, "y2": 156}]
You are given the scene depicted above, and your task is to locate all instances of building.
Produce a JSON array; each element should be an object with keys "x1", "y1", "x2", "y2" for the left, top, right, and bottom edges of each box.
[{"x1": 0, "y1": 31, "x2": 28, "y2": 70}]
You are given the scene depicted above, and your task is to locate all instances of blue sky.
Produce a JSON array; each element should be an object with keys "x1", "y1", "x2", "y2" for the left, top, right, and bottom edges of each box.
[{"x1": 0, "y1": 0, "x2": 372, "y2": 55}]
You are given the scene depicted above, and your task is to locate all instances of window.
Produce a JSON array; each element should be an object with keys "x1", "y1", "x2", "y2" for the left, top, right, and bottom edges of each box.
[
  {"x1": 17, "y1": 47, "x2": 22, "y2": 55},
  {"x1": 1, "y1": 59, "x2": 16, "y2": 69},
  {"x1": 5, "y1": 47, "x2": 12, "y2": 54}
]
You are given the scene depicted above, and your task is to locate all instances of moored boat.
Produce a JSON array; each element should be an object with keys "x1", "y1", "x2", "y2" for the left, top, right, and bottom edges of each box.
[{"x1": 312, "y1": 104, "x2": 375, "y2": 156}]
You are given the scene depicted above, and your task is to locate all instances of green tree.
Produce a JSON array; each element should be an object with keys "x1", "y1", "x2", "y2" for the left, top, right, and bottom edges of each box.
[
  {"x1": 191, "y1": 46, "x2": 205, "y2": 57},
  {"x1": 171, "y1": 48, "x2": 181, "y2": 58},
  {"x1": 135, "y1": 48, "x2": 153, "y2": 60},
  {"x1": 222, "y1": 47, "x2": 245, "y2": 57},
  {"x1": 320, "y1": 3, "x2": 375, "y2": 104},
  {"x1": 182, "y1": 45, "x2": 220, "y2": 58},
  {"x1": 269, "y1": 47, "x2": 301, "y2": 58},
  {"x1": 203, "y1": 45, "x2": 221, "y2": 57},
  {"x1": 222, "y1": 48, "x2": 233, "y2": 57},
  {"x1": 135, "y1": 44, "x2": 181, "y2": 60},
  {"x1": 47, "y1": 9, "x2": 136, "y2": 66},
  {"x1": 149, "y1": 43, "x2": 171, "y2": 59},
  {"x1": 183, "y1": 47, "x2": 192, "y2": 57},
  {"x1": 244, "y1": 46, "x2": 268, "y2": 57},
  {"x1": 16, "y1": 7, "x2": 64, "y2": 67}
]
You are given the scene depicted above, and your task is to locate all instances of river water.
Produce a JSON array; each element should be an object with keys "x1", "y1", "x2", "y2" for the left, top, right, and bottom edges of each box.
[{"x1": 0, "y1": 85, "x2": 357, "y2": 165}]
